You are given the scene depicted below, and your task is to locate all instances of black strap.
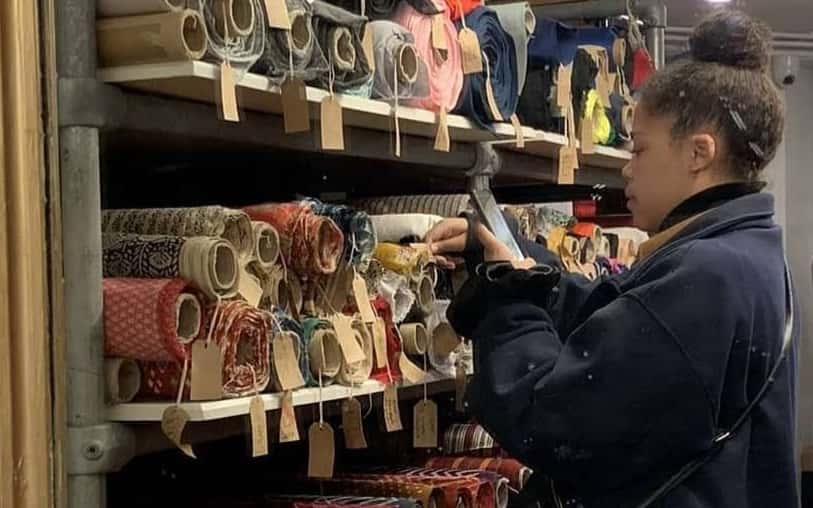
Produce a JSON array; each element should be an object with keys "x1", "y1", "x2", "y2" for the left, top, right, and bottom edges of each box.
[{"x1": 635, "y1": 262, "x2": 795, "y2": 508}]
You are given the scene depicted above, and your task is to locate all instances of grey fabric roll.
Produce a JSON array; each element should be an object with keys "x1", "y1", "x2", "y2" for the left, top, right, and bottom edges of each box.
[
  {"x1": 368, "y1": 20, "x2": 429, "y2": 101},
  {"x1": 490, "y1": 2, "x2": 535, "y2": 96},
  {"x1": 199, "y1": 0, "x2": 265, "y2": 71},
  {"x1": 250, "y1": 0, "x2": 329, "y2": 84},
  {"x1": 309, "y1": 1, "x2": 373, "y2": 93},
  {"x1": 353, "y1": 194, "x2": 471, "y2": 218}
]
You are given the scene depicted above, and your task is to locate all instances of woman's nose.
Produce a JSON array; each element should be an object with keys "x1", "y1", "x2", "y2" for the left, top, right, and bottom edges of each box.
[{"x1": 621, "y1": 161, "x2": 633, "y2": 182}]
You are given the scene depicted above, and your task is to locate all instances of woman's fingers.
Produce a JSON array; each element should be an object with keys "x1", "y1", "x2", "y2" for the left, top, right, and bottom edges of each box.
[
  {"x1": 425, "y1": 218, "x2": 468, "y2": 245},
  {"x1": 429, "y1": 233, "x2": 467, "y2": 255}
]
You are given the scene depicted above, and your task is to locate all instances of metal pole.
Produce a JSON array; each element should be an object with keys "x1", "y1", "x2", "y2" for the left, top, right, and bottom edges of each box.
[
  {"x1": 641, "y1": 3, "x2": 667, "y2": 69},
  {"x1": 55, "y1": 1, "x2": 109, "y2": 507}
]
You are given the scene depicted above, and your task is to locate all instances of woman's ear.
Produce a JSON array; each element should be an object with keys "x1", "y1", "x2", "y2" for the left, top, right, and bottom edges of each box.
[{"x1": 688, "y1": 133, "x2": 717, "y2": 174}]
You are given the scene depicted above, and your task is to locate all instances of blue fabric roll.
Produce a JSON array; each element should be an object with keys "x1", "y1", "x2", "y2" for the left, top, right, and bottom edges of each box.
[
  {"x1": 452, "y1": 6, "x2": 518, "y2": 130},
  {"x1": 528, "y1": 18, "x2": 579, "y2": 67},
  {"x1": 577, "y1": 27, "x2": 619, "y2": 67}
]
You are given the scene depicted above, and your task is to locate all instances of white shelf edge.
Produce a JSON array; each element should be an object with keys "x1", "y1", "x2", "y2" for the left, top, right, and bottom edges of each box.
[{"x1": 107, "y1": 371, "x2": 454, "y2": 423}]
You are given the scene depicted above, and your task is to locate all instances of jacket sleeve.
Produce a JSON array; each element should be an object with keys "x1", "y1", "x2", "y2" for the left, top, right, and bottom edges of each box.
[{"x1": 466, "y1": 266, "x2": 725, "y2": 493}]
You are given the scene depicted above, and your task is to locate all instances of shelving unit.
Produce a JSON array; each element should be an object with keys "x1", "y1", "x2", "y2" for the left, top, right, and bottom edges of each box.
[{"x1": 53, "y1": 1, "x2": 659, "y2": 507}]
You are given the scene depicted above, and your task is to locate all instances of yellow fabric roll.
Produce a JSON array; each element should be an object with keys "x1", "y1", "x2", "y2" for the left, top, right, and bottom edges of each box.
[{"x1": 584, "y1": 90, "x2": 613, "y2": 145}]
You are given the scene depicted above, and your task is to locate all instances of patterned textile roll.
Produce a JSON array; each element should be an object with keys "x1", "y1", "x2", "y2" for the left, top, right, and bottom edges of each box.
[
  {"x1": 272, "y1": 309, "x2": 314, "y2": 386},
  {"x1": 336, "y1": 317, "x2": 374, "y2": 385},
  {"x1": 501, "y1": 206, "x2": 537, "y2": 241},
  {"x1": 102, "y1": 206, "x2": 254, "y2": 261},
  {"x1": 425, "y1": 457, "x2": 532, "y2": 491},
  {"x1": 277, "y1": 479, "x2": 444, "y2": 508},
  {"x1": 343, "y1": 470, "x2": 492, "y2": 508},
  {"x1": 302, "y1": 198, "x2": 377, "y2": 270},
  {"x1": 138, "y1": 301, "x2": 272, "y2": 399},
  {"x1": 386, "y1": 468, "x2": 501, "y2": 508},
  {"x1": 353, "y1": 195, "x2": 470, "y2": 218},
  {"x1": 244, "y1": 203, "x2": 345, "y2": 277},
  {"x1": 302, "y1": 317, "x2": 343, "y2": 385},
  {"x1": 251, "y1": 221, "x2": 281, "y2": 269},
  {"x1": 102, "y1": 233, "x2": 240, "y2": 299},
  {"x1": 371, "y1": 296, "x2": 403, "y2": 382},
  {"x1": 374, "y1": 243, "x2": 431, "y2": 281},
  {"x1": 266, "y1": 495, "x2": 419, "y2": 508},
  {"x1": 443, "y1": 424, "x2": 505, "y2": 458},
  {"x1": 103, "y1": 278, "x2": 202, "y2": 362}
]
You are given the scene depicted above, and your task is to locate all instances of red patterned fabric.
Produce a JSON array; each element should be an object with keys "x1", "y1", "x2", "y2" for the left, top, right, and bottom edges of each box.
[
  {"x1": 266, "y1": 495, "x2": 418, "y2": 508},
  {"x1": 425, "y1": 457, "x2": 531, "y2": 490},
  {"x1": 138, "y1": 300, "x2": 272, "y2": 400},
  {"x1": 442, "y1": 424, "x2": 506, "y2": 457},
  {"x1": 345, "y1": 469, "x2": 494, "y2": 508},
  {"x1": 371, "y1": 296, "x2": 403, "y2": 383},
  {"x1": 275, "y1": 479, "x2": 444, "y2": 508},
  {"x1": 103, "y1": 278, "x2": 199, "y2": 362},
  {"x1": 244, "y1": 202, "x2": 344, "y2": 277}
]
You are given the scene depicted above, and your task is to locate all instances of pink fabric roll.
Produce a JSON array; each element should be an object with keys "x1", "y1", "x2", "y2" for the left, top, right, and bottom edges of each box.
[{"x1": 392, "y1": 2, "x2": 463, "y2": 113}]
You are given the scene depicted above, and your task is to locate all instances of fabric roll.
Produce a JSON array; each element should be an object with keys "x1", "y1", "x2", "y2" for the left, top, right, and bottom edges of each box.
[
  {"x1": 425, "y1": 299, "x2": 459, "y2": 377},
  {"x1": 536, "y1": 206, "x2": 576, "y2": 236},
  {"x1": 582, "y1": 89, "x2": 612, "y2": 145},
  {"x1": 490, "y1": 2, "x2": 535, "y2": 96},
  {"x1": 370, "y1": 296, "x2": 404, "y2": 382},
  {"x1": 336, "y1": 318, "x2": 375, "y2": 385},
  {"x1": 302, "y1": 318, "x2": 343, "y2": 385},
  {"x1": 528, "y1": 18, "x2": 578, "y2": 67},
  {"x1": 330, "y1": 0, "x2": 442, "y2": 19},
  {"x1": 250, "y1": 0, "x2": 329, "y2": 84},
  {"x1": 351, "y1": 469, "x2": 494, "y2": 508},
  {"x1": 452, "y1": 7, "x2": 518, "y2": 130},
  {"x1": 377, "y1": 270, "x2": 416, "y2": 324},
  {"x1": 391, "y1": 3, "x2": 463, "y2": 113},
  {"x1": 200, "y1": 0, "x2": 266, "y2": 70},
  {"x1": 354, "y1": 194, "x2": 470, "y2": 218},
  {"x1": 266, "y1": 496, "x2": 419, "y2": 508},
  {"x1": 569, "y1": 222, "x2": 603, "y2": 246},
  {"x1": 272, "y1": 309, "x2": 314, "y2": 386},
  {"x1": 138, "y1": 300, "x2": 272, "y2": 399},
  {"x1": 370, "y1": 214, "x2": 444, "y2": 243},
  {"x1": 102, "y1": 206, "x2": 254, "y2": 261},
  {"x1": 102, "y1": 233, "x2": 240, "y2": 299},
  {"x1": 244, "y1": 203, "x2": 344, "y2": 277},
  {"x1": 571, "y1": 47, "x2": 598, "y2": 126},
  {"x1": 425, "y1": 457, "x2": 532, "y2": 491},
  {"x1": 302, "y1": 198, "x2": 377, "y2": 270},
  {"x1": 309, "y1": 1, "x2": 373, "y2": 93},
  {"x1": 412, "y1": 272, "x2": 436, "y2": 315},
  {"x1": 443, "y1": 424, "x2": 505, "y2": 457},
  {"x1": 103, "y1": 278, "x2": 202, "y2": 362},
  {"x1": 577, "y1": 27, "x2": 618, "y2": 67},
  {"x1": 515, "y1": 66, "x2": 557, "y2": 132},
  {"x1": 279, "y1": 479, "x2": 445, "y2": 508},
  {"x1": 97, "y1": 0, "x2": 185, "y2": 17},
  {"x1": 374, "y1": 243, "x2": 431, "y2": 281},
  {"x1": 96, "y1": 9, "x2": 208, "y2": 67},
  {"x1": 399, "y1": 322, "x2": 428, "y2": 355},
  {"x1": 251, "y1": 221, "x2": 281, "y2": 269},
  {"x1": 369, "y1": 21, "x2": 430, "y2": 101},
  {"x1": 609, "y1": 92, "x2": 633, "y2": 144},
  {"x1": 104, "y1": 358, "x2": 142, "y2": 404},
  {"x1": 502, "y1": 205, "x2": 537, "y2": 241}
]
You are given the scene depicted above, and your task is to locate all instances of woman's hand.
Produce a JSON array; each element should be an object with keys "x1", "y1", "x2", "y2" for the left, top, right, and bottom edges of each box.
[{"x1": 425, "y1": 217, "x2": 524, "y2": 266}]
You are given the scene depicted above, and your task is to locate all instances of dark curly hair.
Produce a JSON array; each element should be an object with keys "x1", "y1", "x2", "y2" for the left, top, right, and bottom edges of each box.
[{"x1": 640, "y1": 9, "x2": 785, "y2": 182}]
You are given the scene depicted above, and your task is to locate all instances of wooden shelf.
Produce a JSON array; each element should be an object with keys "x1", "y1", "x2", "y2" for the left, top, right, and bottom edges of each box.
[{"x1": 108, "y1": 371, "x2": 455, "y2": 423}]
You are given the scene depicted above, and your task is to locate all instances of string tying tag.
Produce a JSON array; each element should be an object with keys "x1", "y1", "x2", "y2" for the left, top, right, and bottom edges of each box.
[{"x1": 393, "y1": 64, "x2": 401, "y2": 158}]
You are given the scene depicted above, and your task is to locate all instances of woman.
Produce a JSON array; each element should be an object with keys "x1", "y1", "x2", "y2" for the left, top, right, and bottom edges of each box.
[{"x1": 426, "y1": 10, "x2": 797, "y2": 508}]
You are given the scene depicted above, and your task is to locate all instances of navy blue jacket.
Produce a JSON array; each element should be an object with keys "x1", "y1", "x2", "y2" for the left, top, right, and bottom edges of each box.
[{"x1": 461, "y1": 193, "x2": 798, "y2": 507}]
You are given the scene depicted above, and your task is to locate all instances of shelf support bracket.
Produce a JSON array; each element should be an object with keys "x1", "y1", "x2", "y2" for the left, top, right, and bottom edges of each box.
[
  {"x1": 466, "y1": 143, "x2": 524, "y2": 260},
  {"x1": 66, "y1": 424, "x2": 136, "y2": 475}
]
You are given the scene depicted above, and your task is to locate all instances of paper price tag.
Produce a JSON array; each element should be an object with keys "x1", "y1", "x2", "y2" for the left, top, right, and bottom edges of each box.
[
  {"x1": 264, "y1": 0, "x2": 291, "y2": 29},
  {"x1": 557, "y1": 146, "x2": 577, "y2": 185},
  {"x1": 161, "y1": 406, "x2": 196, "y2": 458},
  {"x1": 458, "y1": 28, "x2": 483, "y2": 75},
  {"x1": 352, "y1": 274, "x2": 376, "y2": 324},
  {"x1": 362, "y1": 25, "x2": 375, "y2": 73},
  {"x1": 372, "y1": 318, "x2": 389, "y2": 369},
  {"x1": 279, "y1": 390, "x2": 301, "y2": 442},
  {"x1": 342, "y1": 397, "x2": 368, "y2": 449},
  {"x1": 383, "y1": 383, "x2": 403, "y2": 432},
  {"x1": 320, "y1": 96, "x2": 345, "y2": 151},
  {"x1": 249, "y1": 395, "x2": 269, "y2": 457},
  {"x1": 434, "y1": 108, "x2": 450, "y2": 153},
  {"x1": 484, "y1": 79, "x2": 503, "y2": 122},
  {"x1": 455, "y1": 362, "x2": 467, "y2": 413},
  {"x1": 273, "y1": 332, "x2": 306, "y2": 390},
  {"x1": 219, "y1": 63, "x2": 240, "y2": 123},
  {"x1": 190, "y1": 341, "x2": 224, "y2": 401},
  {"x1": 330, "y1": 314, "x2": 366, "y2": 364},
  {"x1": 282, "y1": 79, "x2": 311, "y2": 134},
  {"x1": 556, "y1": 64, "x2": 572, "y2": 108},
  {"x1": 239, "y1": 267, "x2": 263, "y2": 308},
  {"x1": 432, "y1": 323, "x2": 460, "y2": 358},
  {"x1": 413, "y1": 399, "x2": 438, "y2": 448},
  {"x1": 308, "y1": 423, "x2": 335, "y2": 478},
  {"x1": 510, "y1": 114, "x2": 525, "y2": 148},
  {"x1": 431, "y1": 14, "x2": 448, "y2": 51},
  {"x1": 580, "y1": 116, "x2": 595, "y2": 154}
]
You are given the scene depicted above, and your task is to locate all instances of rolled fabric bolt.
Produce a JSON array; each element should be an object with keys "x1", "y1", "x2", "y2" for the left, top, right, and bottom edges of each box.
[
  {"x1": 303, "y1": 319, "x2": 342, "y2": 384},
  {"x1": 399, "y1": 322, "x2": 428, "y2": 356},
  {"x1": 369, "y1": 214, "x2": 444, "y2": 243},
  {"x1": 104, "y1": 358, "x2": 142, "y2": 404},
  {"x1": 96, "y1": 9, "x2": 208, "y2": 67},
  {"x1": 378, "y1": 270, "x2": 416, "y2": 324},
  {"x1": 103, "y1": 278, "x2": 202, "y2": 362},
  {"x1": 102, "y1": 206, "x2": 255, "y2": 261},
  {"x1": 337, "y1": 318, "x2": 374, "y2": 385},
  {"x1": 583, "y1": 90, "x2": 613, "y2": 145},
  {"x1": 310, "y1": 1, "x2": 374, "y2": 93},
  {"x1": 413, "y1": 273, "x2": 436, "y2": 315},
  {"x1": 358, "y1": 468, "x2": 496, "y2": 508},
  {"x1": 369, "y1": 20, "x2": 430, "y2": 101},
  {"x1": 266, "y1": 496, "x2": 421, "y2": 508},
  {"x1": 97, "y1": 0, "x2": 185, "y2": 17},
  {"x1": 251, "y1": 221, "x2": 280, "y2": 268},
  {"x1": 212, "y1": 0, "x2": 255, "y2": 38},
  {"x1": 374, "y1": 243, "x2": 431, "y2": 281},
  {"x1": 424, "y1": 457, "x2": 532, "y2": 491},
  {"x1": 273, "y1": 309, "x2": 313, "y2": 385},
  {"x1": 391, "y1": 2, "x2": 463, "y2": 113},
  {"x1": 277, "y1": 478, "x2": 444, "y2": 508},
  {"x1": 103, "y1": 233, "x2": 240, "y2": 299},
  {"x1": 302, "y1": 198, "x2": 378, "y2": 270},
  {"x1": 490, "y1": 2, "x2": 535, "y2": 95},
  {"x1": 329, "y1": 0, "x2": 442, "y2": 20},
  {"x1": 353, "y1": 194, "x2": 470, "y2": 218}
]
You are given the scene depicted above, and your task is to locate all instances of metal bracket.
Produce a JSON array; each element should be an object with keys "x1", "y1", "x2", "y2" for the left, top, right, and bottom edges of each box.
[
  {"x1": 67, "y1": 423, "x2": 137, "y2": 475},
  {"x1": 58, "y1": 77, "x2": 126, "y2": 128},
  {"x1": 466, "y1": 143, "x2": 524, "y2": 259}
]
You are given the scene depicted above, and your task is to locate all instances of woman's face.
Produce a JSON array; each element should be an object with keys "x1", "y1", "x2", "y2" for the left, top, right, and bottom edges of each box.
[{"x1": 622, "y1": 106, "x2": 699, "y2": 233}]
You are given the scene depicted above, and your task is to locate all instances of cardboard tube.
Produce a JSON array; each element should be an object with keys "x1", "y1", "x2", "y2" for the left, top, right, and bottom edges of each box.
[
  {"x1": 291, "y1": 11, "x2": 312, "y2": 51},
  {"x1": 398, "y1": 43, "x2": 419, "y2": 84},
  {"x1": 104, "y1": 358, "x2": 142, "y2": 404},
  {"x1": 97, "y1": 0, "x2": 185, "y2": 17},
  {"x1": 222, "y1": 210, "x2": 255, "y2": 261},
  {"x1": 331, "y1": 26, "x2": 356, "y2": 72},
  {"x1": 180, "y1": 236, "x2": 240, "y2": 298},
  {"x1": 400, "y1": 322, "x2": 427, "y2": 356},
  {"x1": 413, "y1": 273, "x2": 435, "y2": 315},
  {"x1": 212, "y1": 0, "x2": 256, "y2": 38},
  {"x1": 495, "y1": 479, "x2": 510, "y2": 508},
  {"x1": 175, "y1": 293, "x2": 202, "y2": 344},
  {"x1": 251, "y1": 221, "x2": 280, "y2": 269},
  {"x1": 97, "y1": 9, "x2": 207, "y2": 67},
  {"x1": 309, "y1": 329, "x2": 342, "y2": 382}
]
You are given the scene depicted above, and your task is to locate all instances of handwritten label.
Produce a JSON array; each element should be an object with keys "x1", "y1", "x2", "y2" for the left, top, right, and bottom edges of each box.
[
  {"x1": 458, "y1": 28, "x2": 483, "y2": 75},
  {"x1": 455, "y1": 361, "x2": 467, "y2": 413},
  {"x1": 383, "y1": 383, "x2": 403, "y2": 432},
  {"x1": 279, "y1": 390, "x2": 300, "y2": 442},
  {"x1": 249, "y1": 395, "x2": 269, "y2": 457},
  {"x1": 557, "y1": 146, "x2": 577, "y2": 185},
  {"x1": 413, "y1": 399, "x2": 438, "y2": 448},
  {"x1": 556, "y1": 64, "x2": 572, "y2": 108},
  {"x1": 353, "y1": 274, "x2": 376, "y2": 324},
  {"x1": 219, "y1": 62, "x2": 240, "y2": 122},
  {"x1": 510, "y1": 114, "x2": 525, "y2": 148},
  {"x1": 320, "y1": 96, "x2": 345, "y2": 151},
  {"x1": 431, "y1": 14, "x2": 448, "y2": 51},
  {"x1": 580, "y1": 116, "x2": 595, "y2": 154},
  {"x1": 372, "y1": 318, "x2": 389, "y2": 369},
  {"x1": 239, "y1": 267, "x2": 264, "y2": 308},
  {"x1": 161, "y1": 406, "x2": 196, "y2": 458},
  {"x1": 190, "y1": 341, "x2": 224, "y2": 401},
  {"x1": 434, "y1": 108, "x2": 450, "y2": 153},
  {"x1": 282, "y1": 79, "x2": 311, "y2": 134},
  {"x1": 398, "y1": 352, "x2": 426, "y2": 384},
  {"x1": 330, "y1": 314, "x2": 366, "y2": 364},
  {"x1": 273, "y1": 332, "x2": 306, "y2": 391},
  {"x1": 342, "y1": 397, "x2": 367, "y2": 449},
  {"x1": 264, "y1": 0, "x2": 291, "y2": 29},
  {"x1": 308, "y1": 423, "x2": 335, "y2": 478}
]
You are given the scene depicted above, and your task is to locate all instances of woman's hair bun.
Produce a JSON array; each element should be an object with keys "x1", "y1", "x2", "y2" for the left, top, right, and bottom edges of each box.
[{"x1": 690, "y1": 9, "x2": 772, "y2": 71}]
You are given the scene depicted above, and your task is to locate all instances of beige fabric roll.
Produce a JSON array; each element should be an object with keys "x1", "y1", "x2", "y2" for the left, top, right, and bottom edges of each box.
[
  {"x1": 309, "y1": 329, "x2": 342, "y2": 384},
  {"x1": 336, "y1": 319, "x2": 374, "y2": 385},
  {"x1": 97, "y1": 0, "x2": 185, "y2": 17},
  {"x1": 412, "y1": 272, "x2": 436, "y2": 315},
  {"x1": 251, "y1": 221, "x2": 280, "y2": 269},
  {"x1": 104, "y1": 358, "x2": 142, "y2": 405},
  {"x1": 97, "y1": 9, "x2": 208, "y2": 67},
  {"x1": 400, "y1": 322, "x2": 427, "y2": 356},
  {"x1": 370, "y1": 214, "x2": 445, "y2": 243}
]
